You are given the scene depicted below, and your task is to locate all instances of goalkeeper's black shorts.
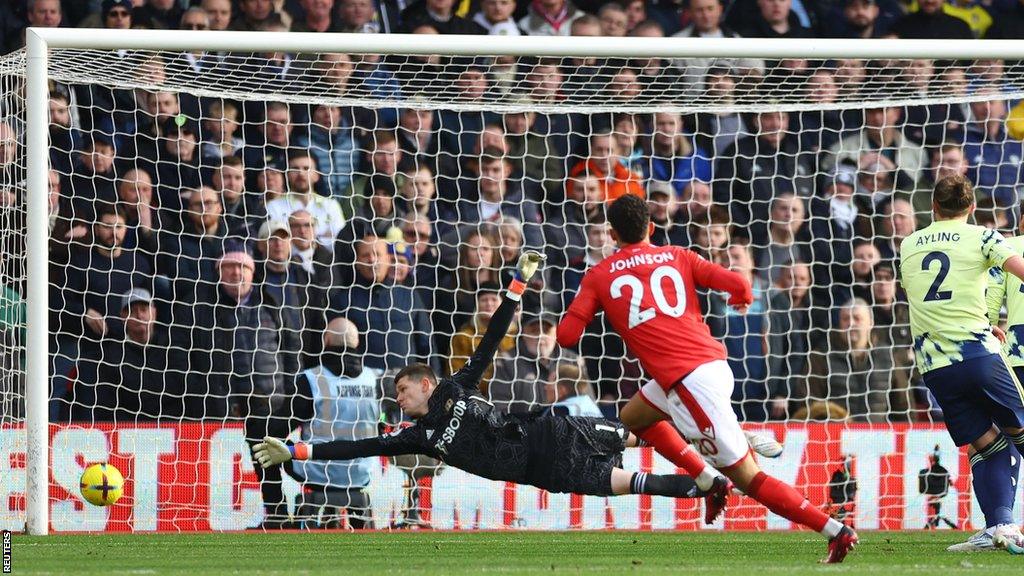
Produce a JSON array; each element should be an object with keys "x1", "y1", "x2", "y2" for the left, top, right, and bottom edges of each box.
[{"x1": 523, "y1": 414, "x2": 627, "y2": 497}]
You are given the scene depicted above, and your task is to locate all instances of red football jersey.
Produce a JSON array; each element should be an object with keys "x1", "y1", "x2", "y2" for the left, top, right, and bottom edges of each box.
[{"x1": 558, "y1": 242, "x2": 747, "y2": 390}]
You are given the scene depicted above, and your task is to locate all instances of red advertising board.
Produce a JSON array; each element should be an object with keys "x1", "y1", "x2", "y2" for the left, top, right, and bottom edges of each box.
[{"x1": 0, "y1": 423, "x2": 1017, "y2": 532}]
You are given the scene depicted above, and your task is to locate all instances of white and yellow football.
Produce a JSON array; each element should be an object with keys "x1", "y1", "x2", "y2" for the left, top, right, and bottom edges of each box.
[{"x1": 79, "y1": 463, "x2": 124, "y2": 507}]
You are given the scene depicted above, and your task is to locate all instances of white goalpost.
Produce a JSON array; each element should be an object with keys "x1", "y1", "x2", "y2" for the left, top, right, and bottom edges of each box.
[{"x1": 10, "y1": 28, "x2": 1024, "y2": 534}]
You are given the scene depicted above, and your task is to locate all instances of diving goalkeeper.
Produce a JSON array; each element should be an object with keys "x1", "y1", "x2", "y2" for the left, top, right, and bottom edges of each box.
[{"x1": 253, "y1": 252, "x2": 721, "y2": 500}]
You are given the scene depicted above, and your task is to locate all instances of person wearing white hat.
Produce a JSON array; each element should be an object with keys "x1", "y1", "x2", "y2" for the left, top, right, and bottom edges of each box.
[
  {"x1": 257, "y1": 220, "x2": 292, "y2": 272},
  {"x1": 647, "y1": 180, "x2": 688, "y2": 247},
  {"x1": 77, "y1": 286, "x2": 185, "y2": 423},
  {"x1": 256, "y1": 219, "x2": 310, "y2": 374}
]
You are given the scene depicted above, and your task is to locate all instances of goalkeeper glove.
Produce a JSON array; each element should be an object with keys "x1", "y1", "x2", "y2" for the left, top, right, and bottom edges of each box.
[
  {"x1": 509, "y1": 250, "x2": 546, "y2": 301},
  {"x1": 252, "y1": 437, "x2": 309, "y2": 469}
]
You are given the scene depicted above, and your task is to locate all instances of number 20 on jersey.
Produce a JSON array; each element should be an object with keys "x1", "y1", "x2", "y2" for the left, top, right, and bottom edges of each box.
[{"x1": 610, "y1": 265, "x2": 687, "y2": 328}]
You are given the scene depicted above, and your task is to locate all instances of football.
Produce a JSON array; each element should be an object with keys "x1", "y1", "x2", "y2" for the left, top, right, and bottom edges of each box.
[{"x1": 79, "y1": 463, "x2": 124, "y2": 507}]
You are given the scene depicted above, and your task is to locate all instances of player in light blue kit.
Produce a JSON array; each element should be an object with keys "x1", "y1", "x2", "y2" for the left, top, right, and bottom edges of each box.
[{"x1": 900, "y1": 174, "x2": 1024, "y2": 553}]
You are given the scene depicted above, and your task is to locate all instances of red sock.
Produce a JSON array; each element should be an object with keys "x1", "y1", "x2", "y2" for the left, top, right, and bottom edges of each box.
[
  {"x1": 633, "y1": 421, "x2": 706, "y2": 477},
  {"x1": 746, "y1": 472, "x2": 829, "y2": 532}
]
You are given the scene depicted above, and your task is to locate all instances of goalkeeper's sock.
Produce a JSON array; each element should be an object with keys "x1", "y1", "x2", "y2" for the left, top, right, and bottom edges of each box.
[
  {"x1": 630, "y1": 472, "x2": 703, "y2": 498},
  {"x1": 970, "y1": 435, "x2": 1015, "y2": 527},
  {"x1": 746, "y1": 471, "x2": 843, "y2": 538},
  {"x1": 632, "y1": 421, "x2": 714, "y2": 490}
]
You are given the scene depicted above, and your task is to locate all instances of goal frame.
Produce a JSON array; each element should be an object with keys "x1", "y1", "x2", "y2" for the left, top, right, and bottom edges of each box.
[{"x1": 21, "y1": 27, "x2": 1024, "y2": 535}]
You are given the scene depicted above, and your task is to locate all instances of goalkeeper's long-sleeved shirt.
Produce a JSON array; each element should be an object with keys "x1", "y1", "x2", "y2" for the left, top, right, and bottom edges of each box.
[{"x1": 306, "y1": 293, "x2": 535, "y2": 484}]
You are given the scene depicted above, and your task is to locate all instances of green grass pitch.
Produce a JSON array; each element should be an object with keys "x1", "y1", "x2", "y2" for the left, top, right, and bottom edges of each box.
[{"x1": 10, "y1": 531, "x2": 1023, "y2": 575}]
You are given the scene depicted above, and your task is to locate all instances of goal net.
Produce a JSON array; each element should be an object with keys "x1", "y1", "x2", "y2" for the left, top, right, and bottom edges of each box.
[{"x1": 2, "y1": 33, "x2": 1023, "y2": 532}]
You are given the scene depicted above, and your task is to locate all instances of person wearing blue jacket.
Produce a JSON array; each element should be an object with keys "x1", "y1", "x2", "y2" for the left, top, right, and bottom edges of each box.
[
  {"x1": 294, "y1": 104, "x2": 358, "y2": 200},
  {"x1": 644, "y1": 111, "x2": 712, "y2": 197},
  {"x1": 964, "y1": 91, "x2": 1024, "y2": 209},
  {"x1": 329, "y1": 235, "x2": 434, "y2": 373}
]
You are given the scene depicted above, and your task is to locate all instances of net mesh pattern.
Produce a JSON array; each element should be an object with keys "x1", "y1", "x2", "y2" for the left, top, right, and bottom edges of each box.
[
  {"x1": 0, "y1": 45, "x2": 1017, "y2": 531},
  {"x1": 29, "y1": 49, "x2": 1024, "y2": 113}
]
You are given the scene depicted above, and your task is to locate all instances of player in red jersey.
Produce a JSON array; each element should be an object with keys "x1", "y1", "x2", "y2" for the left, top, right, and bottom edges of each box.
[{"x1": 557, "y1": 195, "x2": 857, "y2": 563}]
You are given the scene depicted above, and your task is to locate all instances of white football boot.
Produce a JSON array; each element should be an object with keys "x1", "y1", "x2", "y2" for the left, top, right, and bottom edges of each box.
[
  {"x1": 992, "y1": 524, "x2": 1024, "y2": 555},
  {"x1": 947, "y1": 529, "x2": 998, "y2": 552},
  {"x1": 744, "y1": 430, "x2": 784, "y2": 459}
]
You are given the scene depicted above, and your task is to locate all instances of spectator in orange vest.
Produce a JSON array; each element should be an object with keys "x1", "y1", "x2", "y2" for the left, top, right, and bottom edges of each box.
[{"x1": 565, "y1": 131, "x2": 644, "y2": 203}]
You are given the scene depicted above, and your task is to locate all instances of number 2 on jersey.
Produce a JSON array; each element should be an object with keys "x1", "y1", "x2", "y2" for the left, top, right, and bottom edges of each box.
[
  {"x1": 609, "y1": 265, "x2": 687, "y2": 328},
  {"x1": 922, "y1": 251, "x2": 953, "y2": 302}
]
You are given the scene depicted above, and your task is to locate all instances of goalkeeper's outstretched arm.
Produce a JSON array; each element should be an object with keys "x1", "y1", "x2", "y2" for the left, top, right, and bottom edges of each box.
[
  {"x1": 449, "y1": 293, "x2": 518, "y2": 390},
  {"x1": 450, "y1": 251, "x2": 545, "y2": 390},
  {"x1": 252, "y1": 426, "x2": 423, "y2": 469}
]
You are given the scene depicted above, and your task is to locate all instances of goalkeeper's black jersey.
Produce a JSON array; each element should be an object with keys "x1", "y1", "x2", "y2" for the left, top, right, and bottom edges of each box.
[{"x1": 308, "y1": 294, "x2": 535, "y2": 484}]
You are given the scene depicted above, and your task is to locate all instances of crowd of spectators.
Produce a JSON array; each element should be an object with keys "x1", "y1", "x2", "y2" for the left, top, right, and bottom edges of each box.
[{"x1": 4, "y1": 0, "x2": 1024, "y2": 435}]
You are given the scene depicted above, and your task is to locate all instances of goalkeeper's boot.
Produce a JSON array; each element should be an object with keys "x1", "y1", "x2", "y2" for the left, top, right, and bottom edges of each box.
[
  {"x1": 993, "y1": 524, "x2": 1024, "y2": 555},
  {"x1": 823, "y1": 525, "x2": 858, "y2": 564},
  {"x1": 947, "y1": 529, "x2": 998, "y2": 552},
  {"x1": 703, "y1": 475, "x2": 731, "y2": 525},
  {"x1": 744, "y1": 430, "x2": 784, "y2": 459}
]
